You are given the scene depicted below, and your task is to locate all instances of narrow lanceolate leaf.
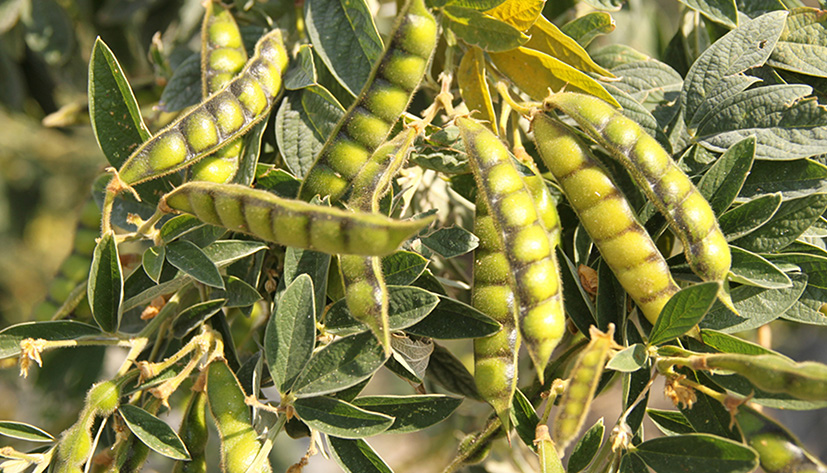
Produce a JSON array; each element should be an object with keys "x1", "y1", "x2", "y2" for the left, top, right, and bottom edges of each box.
[
  {"x1": 351, "y1": 395, "x2": 462, "y2": 434},
  {"x1": 142, "y1": 246, "x2": 165, "y2": 284},
  {"x1": 291, "y1": 332, "x2": 388, "y2": 398},
  {"x1": 649, "y1": 283, "x2": 719, "y2": 345},
  {"x1": 265, "y1": 273, "x2": 316, "y2": 394},
  {"x1": 118, "y1": 405, "x2": 190, "y2": 460},
  {"x1": 457, "y1": 47, "x2": 497, "y2": 131},
  {"x1": 88, "y1": 231, "x2": 123, "y2": 333},
  {"x1": 88, "y1": 37, "x2": 150, "y2": 167},
  {"x1": 444, "y1": 6, "x2": 529, "y2": 52},
  {"x1": 511, "y1": 389, "x2": 540, "y2": 451},
  {"x1": 646, "y1": 409, "x2": 695, "y2": 436},
  {"x1": 328, "y1": 437, "x2": 393, "y2": 473},
  {"x1": 732, "y1": 194, "x2": 827, "y2": 253},
  {"x1": 567, "y1": 418, "x2": 605, "y2": 473},
  {"x1": 324, "y1": 286, "x2": 439, "y2": 336},
  {"x1": 560, "y1": 11, "x2": 616, "y2": 47},
  {"x1": 421, "y1": 226, "x2": 479, "y2": 258},
  {"x1": 524, "y1": 16, "x2": 614, "y2": 77},
  {"x1": 677, "y1": 0, "x2": 737, "y2": 27},
  {"x1": 718, "y1": 193, "x2": 782, "y2": 241},
  {"x1": 276, "y1": 247, "x2": 331, "y2": 320},
  {"x1": 738, "y1": 158, "x2": 827, "y2": 202},
  {"x1": 382, "y1": 251, "x2": 429, "y2": 286},
  {"x1": 697, "y1": 136, "x2": 755, "y2": 215},
  {"x1": 172, "y1": 299, "x2": 226, "y2": 338},
  {"x1": 0, "y1": 421, "x2": 53, "y2": 442},
  {"x1": 634, "y1": 434, "x2": 758, "y2": 473},
  {"x1": 768, "y1": 7, "x2": 827, "y2": 78},
  {"x1": 304, "y1": 0, "x2": 383, "y2": 96},
  {"x1": 293, "y1": 396, "x2": 394, "y2": 438},
  {"x1": 406, "y1": 295, "x2": 501, "y2": 339},
  {"x1": 165, "y1": 240, "x2": 225, "y2": 289},
  {"x1": 0, "y1": 321, "x2": 101, "y2": 359},
  {"x1": 728, "y1": 246, "x2": 792, "y2": 289}
]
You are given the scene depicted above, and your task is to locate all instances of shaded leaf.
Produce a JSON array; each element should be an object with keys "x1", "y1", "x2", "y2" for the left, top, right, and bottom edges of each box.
[
  {"x1": 634, "y1": 433, "x2": 758, "y2": 473},
  {"x1": 324, "y1": 286, "x2": 439, "y2": 336},
  {"x1": 172, "y1": 299, "x2": 226, "y2": 338},
  {"x1": 732, "y1": 194, "x2": 827, "y2": 252},
  {"x1": 649, "y1": 283, "x2": 719, "y2": 345},
  {"x1": 88, "y1": 232, "x2": 123, "y2": 333},
  {"x1": 142, "y1": 246, "x2": 165, "y2": 284},
  {"x1": 421, "y1": 226, "x2": 479, "y2": 258},
  {"x1": 328, "y1": 437, "x2": 393, "y2": 473},
  {"x1": 405, "y1": 295, "x2": 500, "y2": 339},
  {"x1": 265, "y1": 274, "x2": 316, "y2": 394},
  {"x1": 0, "y1": 321, "x2": 101, "y2": 359},
  {"x1": 293, "y1": 396, "x2": 394, "y2": 438},
  {"x1": 719, "y1": 193, "x2": 782, "y2": 241},
  {"x1": 352, "y1": 395, "x2": 462, "y2": 433},
  {"x1": 677, "y1": 0, "x2": 737, "y2": 27},
  {"x1": 646, "y1": 409, "x2": 695, "y2": 436},
  {"x1": 697, "y1": 136, "x2": 755, "y2": 215},
  {"x1": 158, "y1": 53, "x2": 201, "y2": 113},
  {"x1": 567, "y1": 418, "x2": 604, "y2": 473},
  {"x1": 738, "y1": 158, "x2": 827, "y2": 202},
  {"x1": 165, "y1": 240, "x2": 224, "y2": 289},
  {"x1": 381, "y1": 251, "x2": 429, "y2": 286},
  {"x1": 560, "y1": 12, "x2": 616, "y2": 47},
  {"x1": 118, "y1": 405, "x2": 190, "y2": 460}
]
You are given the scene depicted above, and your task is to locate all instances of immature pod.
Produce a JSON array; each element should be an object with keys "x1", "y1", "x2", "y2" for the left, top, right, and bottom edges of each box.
[
  {"x1": 552, "y1": 325, "x2": 614, "y2": 452},
  {"x1": 191, "y1": 2, "x2": 248, "y2": 184},
  {"x1": 173, "y1": 389, "x2": 209, "y2": 473},
  {"x1": 339, "y1": 128, "x2": 419, "y2": 352},
  {"x1": 298, "y1": 0, "x2": 437, "y2": 203},
  {"x1": 524, "y1": 173, "x2": 561, "y2": 249},
  {"x1": 160, "y1": 182, "x2": 432, "y2": 256},
  {"x1": 206, "y1": 359, "x2": 272, "y2": 473},
  {"x1": 117, "y1": 29, "x2": 288, "y2": 185},
  {"x1": 536, "y1": 425, "x2": 565, "y2": 473},
  {"x1": 532, "y1": 114, "x2": 680, "y2": 324},
  {"x1": 543, "y1": 92, "x2": 732, "y2": 304},
  {"x1": 458, "y1": 117, "x2": 565, "y2": 380},
  {"x1": 736, "y1": 406, "x2": 827, "y2": 473}
]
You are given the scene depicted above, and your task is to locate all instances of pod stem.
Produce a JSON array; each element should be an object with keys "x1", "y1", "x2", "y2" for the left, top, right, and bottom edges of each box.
[{"x1": 496, "y1": 81, "x2": 536, "y2": 116}]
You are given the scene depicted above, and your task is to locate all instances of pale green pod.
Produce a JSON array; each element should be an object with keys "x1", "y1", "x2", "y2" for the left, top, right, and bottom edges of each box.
[
  {"x1": 536, "y1": 425, "x2": 565, "y2": 473},
  {"x1": 298, "y1": 0, "x2": 437, "y2": 203},
  {"x1": 173, "y1": 389, "x2": 208, "y2": 473},
  {"x1": 118, "y1": 29, "x2": 288, "y2": 185},
  {"x1": 736, "y1": 406, "x2": 827, "y2": 473},
  {"x1": 160, "y1": 182, "x2": 433, "y2": 256},
  {"x1": 532, "y1": 114, "x2": 679, "y2": 324},
  {"x1": 543, "y1": 92, "x2": 732, "y2": 307},
  {"x1": 458, "y1": 117, "x2": 565, "y2": 381}
]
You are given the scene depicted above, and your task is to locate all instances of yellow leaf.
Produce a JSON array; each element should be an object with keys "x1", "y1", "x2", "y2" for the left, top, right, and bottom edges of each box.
[
  {"x1": 457, "y1": 47, "x2": 497, "y2": 134},
  {"x1": 526, "y1": 16, "x2": 615, "y2": 78},
  {"x1": 484, "y1": 0, "x2": 545, "y2": 32}
]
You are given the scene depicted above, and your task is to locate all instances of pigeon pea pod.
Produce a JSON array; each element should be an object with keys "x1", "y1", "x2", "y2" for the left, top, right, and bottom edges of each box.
[
  {"x1": 160, "y1": 182, "x2": 433, "y2": 256},
  {"x1": 117, "y1": 29, "x2": 288, "y2": 186},
  {"x1": 458, "y1": 117, "x2": 565, "y2": 380},
  {"x1": 298, "y1": 0, "x2": 437, "y2": 203},
  {"x1": 543, "y1": 92, "x2": 731, "y2": 304},
  {"x1": 173, "y1": 389, "x2": 209, "y2": 473},
  {"x1": 532, "y1": 114, "x2": 679, "y2": 324},
  {"x1": 736, "y1": 406, "x2": 827, "y2": 473}
]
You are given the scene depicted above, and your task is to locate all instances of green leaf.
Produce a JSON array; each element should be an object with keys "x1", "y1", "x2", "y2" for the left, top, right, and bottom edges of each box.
[
  {"x1": 440, "y1": 0, "x2": 505, "y2": 9},
  {"x1": 256, "y1": 166, "x2": 302, "y2": 198},
  {"x1": 381, "y1": 251, "x2": 429, "y2": 286},
  {"x1": 405, "y1": 295, "x2": 501, "y2": 339},
  {"x1": 698, "y1": 329, "x2": 779, "y2": 356},
  {"x1": 718, "y1": 193, "x2": 782, "y2": 241},
  {"x1": 265, "y1": 274, "x2": 316, "y2": 394},
  {"x1": 351, "y1": 395, "x2": 462, "y2": 434},
  {"x1": 142, "y1": 246, "x2": 165, "y2": 284},
  {"x1": 678, "y1": 375, "x2": 740, "y2": 441},
  {"x1": 324, "y1": 286, "x2": 439, "y2": 336},
  {"x1": 304, "y1": 0, "x2": 383, "y2": 96},
  {"x1": 567, "y1": 418, "x2": 604, "y2": 473},
  {"x1": 118, "y1": 405, "x2": 190, "y2": 460},
  {"x1": 511, "y1": 388, "x2": 540, "y2": 451},
  {"x1": 21, "y1": 0, "x2": 73, "y2": 65},
  {"x1": 610, "y1": 59, "x2": 682, "y2": 104},
  {"x1": 697, "y1": 137, "x2": 755, "y2": 215},
  {"x1": 732, "y1": 194, "x2": 827, "y2": 252},
  {"x1": 171, "y1": 299, "x2": 226, "y2": 338},
  {"x1": 677, "y1": 0, "x2": 737, "y2": 27},
  {"x1": 557, "y1": 248, "x2": 597, "y2": 335},
  {"x1": 232, "y1": 119, "x2": 268, "y2": 187},
  {"x1": 646, "y1": 409, "x2": 695, "y2": 436},
  {"x1": 0, "y1": 321, "x2": 101, "y2": 359},
  {"x1": 292, "y1": 332, "x2": 388, "y2": 398},
  {"x1": 210, "y1": 276, "x2": 262, "y2": 307},
  {"x1": 328, "y1": 437, "x2": 393, "y2": 473},
  {"x1": 738, "y1": 158, "x2": 827, "y2": 201},
  {"x1": 284, "y1": 44, "x2": 318, "y2": 90},
  {"x1": 165, "y1": 240, "x2": 225, "y2": 289},
  {"x1": 0, "y1": 421, "x2": 53, "y2": 442},
  {"x1": 276, "y1": 85, "x2": 346, "y2": 179},
  {"x1": 277, "y1": 247, "x2": 331, "y2": 320},
  {"x1": 768, "y1": 252, "x2": 827, "y2": 326},
  {"x1": 768, "y1": 7, "x2": 827, "y2": 78},
  {"x1": 444, "y1": 6, "x2": 529, "y2": 52},
  {"x1": 88, "y1": 37, "x2": 150, "y2": 168},
  {"x1": 634, "y1": 434, "x2": 758, "y2": 473},
  {"x1": 649, "y1": 283, "x2": 719, "y2": 345},
  {"x1": 728, "y1": 246, "x2": 792, "y2": 289},
  {"x1": 560, "y1": 11, "x2": 616, "y2": 47},
  {"x1": 88, "y1": 232, "x2": 123, "y2": 333},
  {"x1": 293, "y1": 396, "x2": 394, "y2": 438},
  {"x1": 606, "y1": 344, "x2": 648, "y2": 372},
  {"x1": 201, "y1": 240, "x2": 268, "y2": 266},
  {"x1": 420, "y1": 226, "x2": 479, "y2": 258},
  {"x1": 159, "y1": 215, "x2": 205, "y2": 244},
  {"x1": 484, "y1": 0, "x2": 544, "y2": 32},
  {"x1": 388, "y1": 336, "x2": 433, "y2": 384},
  {"x1": 592, "y1": 44, "x2": 650, "y2": 69},
  {"x1": 425, "y1": 343, "x2": 481, "y2": 401},
  {"x1": 619, "y1": 453, "x2": 649, "y2": 473},
  {"x1": 157, "y1": 53, "x2": 201, "y2": 113},
  {"x1": 525, "y1": 16, "x2": 613, "y2": 77}
]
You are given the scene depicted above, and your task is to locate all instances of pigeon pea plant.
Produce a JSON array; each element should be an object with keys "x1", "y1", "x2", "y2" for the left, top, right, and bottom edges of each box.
[{"x1": 3, "y1": 0, "x2": 827, "y2": 472}]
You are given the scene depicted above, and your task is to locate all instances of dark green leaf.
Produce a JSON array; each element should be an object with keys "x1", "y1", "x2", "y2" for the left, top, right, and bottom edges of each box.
[
  {"x1": 596, "y1": 259, "x2": 626, "y2": 334},
  {"x1": 387, "y1": 336, "x2": 433, "y2": 384},
  {"x1": 732, "y1": 194, "x2": 827, "y2": 253},
  {"x1": 159, "y1": 215, "x2": 205, "y2": 244},
  {"x1": 768, "y1": 7, "x2": 827, "y2": 77},
  {"x1": 728, "y1": 246, "x2": 792, "y2": 289},
  {"x1": 560, "y1": 11, "x2": 616, "y2": 47},
  {"x1": 171, "y1": 299, "x2": 225, "y2": 338},
  {"x1": 739, "y1": 158, "x2": 827, "y2": 201},
  {"x1": 284, "y1": 44, "x2": 318, "y2": 90},
  {"x1": 157, "y1": 53, "x2": 201, "y2": 112},
  {"x1": 277, "y1": 247, "x2": 331, "y2": 320},
  {"x1": 558, "y1": 248, "x2": 597, "y2": 336},
  {"x1": 142, "y1": 246, "x2": 165, "y2": 284},
  {"x1": 511, "y1": 388, "x2": 540, "y2": 451},
  {"x1": 718, "y1": 193, "x2": 782, "y2": 241},
  {"x1": 634, "y1": 434, "x2": 758, "y2": 473},
  {"x1": 698, "y1": 329, "x2": 778, "y2": 356},
  {"x1": 649, "y1": 283, "x2": 719, "y2": 345},
  {"x1": 232, "y1": 119, "x2": 268, "y2": 187},
  {"x1": 324, "y1": 286, "x2": 439, "y2": 336},
  {"x1": 255, "y1": 166, "x2": 302, "y2": 199},
  {"x1": 0, "y1": 321, "x2": 101, "y2": 359},
  {"x1": 677, "y1": 0, "x2": 737, "y2": 27},
  {"x1": 420, "y1": 226, "x2": 479, "y2": 258},
  {"x1": 610, "y1": 59, "x2": 683, "y2": 105},
  {"x1": 619, "y1": 453, "x2": 649, "y2": 473},
  {"x1": 425, "y1": 343, "x2": 481, "y2": 401},
  {"x1": 678, "y1": 374, "x2": 740, "y2": 441},
  {"x1": 165, "y1": 240, "x2": 225, "y2": 289},
  {"x1": 606, "y1": 344, "x2": 648, "y2": 372},
  {"x1": 201, "y1": 240, "x2": 268, "y2": 267},
  {"x1": 0, "y1": 421, "x2": 53, "y2": 442},
  {"x1": 646, "y1": 409, "x2": 695, "y2": 436},
  {"x1": 768, "y1": 252, "x2": 827, "y2": 326},
  {"x1": 266, "y1": 274, "x2": 316, "y2": 394},
  {"x1": 352, "y1": 395, "x2": 462, "y2": 434},
  {"x1": 697, "y1": 137, "x2": 755, "y2": 215},
  {"x1": 328, "y1": 437, "x2": 393, "y2": 473},
  {"x1": 88, "y1": 232, "x2": 123, "y2": 333},
  {"x1": 210, "y1": 276, "x2": 262, "y2": 307},
  {"x1": 444, "y1": 6, "x2": 529, "y2": 52},
  {"x1": 405, "y1": 295, "x2": 500, "y2": 339},
  {"x1": 567, "y1": 418, "x2": 604, "y2": 473},
  {"x1": 381, "y1": 251, "x2": 429, "y2": 286},
  {"x1": 118, "y1": 405, "x2": 190, "y2": 460},
  {"x1": 293, "y1": 396, "x2": 393, "y2": 438}
]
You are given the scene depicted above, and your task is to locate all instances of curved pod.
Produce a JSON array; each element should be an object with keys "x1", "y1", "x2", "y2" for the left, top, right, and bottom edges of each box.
[
  {"x1": 298, "y1": 0, "x2": 437, "y2": 203},
  {"x1": 118, "y1": 29, "x2": 288, "y2": 185},
  {"x1": 532, "y1": 114, "x2": 679, "y2": 324},
  {"x1": 458, "y1": 117, "x2": 565, "y2": 380},
  {"x1": 160, "y1": 182, "x2": 433, "y2": 256}
]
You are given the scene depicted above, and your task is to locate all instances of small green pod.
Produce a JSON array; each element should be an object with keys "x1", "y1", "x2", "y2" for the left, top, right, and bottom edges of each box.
[
  {"x1": 552, "y1": 325, "x2": 613, "y2": 452},
  {"x1": 53, "y1": 411, "x2": 95, "y2": 473},
  {"x1": 736, "y1": 406, "x2": 827, "y2": 473},
  {"x1": 206, "y1": 359, "x2": 272, "y2": 473},
  {"x1": 532, "y1": 114, "x2": 679, "y2": 324},
  {"x1": 543, "y1": 92, "x2": 732, "y2": 305},
  {"x1": 536, "y1": 425, "x2": 565, "y2": 473},
  {"x1": 298, "y1": 0, "x2": 437, "y2": 203},
  {"x1": 458, "y1": 117, "x2": 565, "y2": 380},
  {"x1": 118, "y1": 29, "x2": 288, "y2": 185},
  {"x1": 173, "y1": 389, "x2": 209, "y2": 473},
  {"x1": 160, "y1": 182, "x2": 433, "y2": 256}
]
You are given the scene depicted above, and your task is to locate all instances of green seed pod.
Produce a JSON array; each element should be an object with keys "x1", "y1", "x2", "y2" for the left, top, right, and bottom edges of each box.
[
  {"x1": 173, "y1": 389, "x2": 209, "y2": 473},
  {"x1": 524, "y1": 173, "x2": 561, "y2": 249},
  {"x1": 536, "y1": 425, "x2": 565, "y2": 473},
  {"x1": 552, "y1": 325, "x2": 613, "y2": 451},
  {"x1": 543, "y1": 92, "x2": 732, "y2": 306},
  {"x1": 118, "y1": 29, "x2": 288, "y2": 185},
  {"x1": 532, "y1": 114, "x2": 679, "y2": 324},
  {"x1": 87, "y1": 380, "x2": 121, "y2": 416},
  {"x1": 54, "y1": 410, "x2": 95, "y2": 473},
  {"x1": 206, "y1": 359, "x2": 271, "y2": 473},
  {"x1": 692, "y1": 354, "x2": 827, "y2": 402},
  {"x1": 160, "y1": 182, "x2": 432, "y2": 256},
  {"x1": 298, "y1": 0, "x2": 437, "y2": 203},
  {"x1": 458, "y1": 117, "x2": 565, "y2": 380},
  {"x1": 737, "y1": 406, "x2": 826, "y2": 473}
]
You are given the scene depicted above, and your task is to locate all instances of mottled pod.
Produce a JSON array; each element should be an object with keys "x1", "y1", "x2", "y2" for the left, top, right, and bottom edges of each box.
[
  {"x1": 118, "y1": 29, "x2": 288, "y2": 185},
  {"x1": 458, "y1": 117, "x2": 565, "y2": 380},
  {"x1": 552, "y1": 324, "x2": 614, "y2": 452},
  {"x1": 543, "y1": 92, "x2": 731, "y2": 304},
  {"x1": 173, "y1": 389, "x2": 209, "y2": 473},
  {"x1": 191, "y1": 1, "x2": 248, "y2": 184},
  {"x1": 160, "y1": 182, "x2": 433, "y2": 256},
  {"x1": 298, "y1": 0, "x2": 437, "y2": 203},
  {"x1": 532, "y1": 114, "x2": 679, "y2": 324},
  {"x1": 206, "y1": 359, "x2": 272, "y2": 473}
]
